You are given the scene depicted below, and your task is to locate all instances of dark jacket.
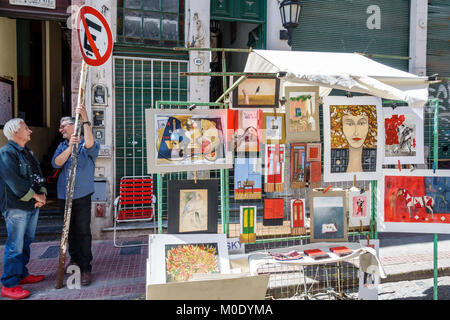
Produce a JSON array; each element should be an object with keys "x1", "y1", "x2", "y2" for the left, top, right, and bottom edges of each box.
[{"x1": 0, "y1": 140, "x2": 47, "y2": 213}]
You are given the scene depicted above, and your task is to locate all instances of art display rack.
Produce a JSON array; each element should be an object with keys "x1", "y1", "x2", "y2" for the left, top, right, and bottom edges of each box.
[{"x1": 146, "y1": 47, "x2": 443, "y2": 300}]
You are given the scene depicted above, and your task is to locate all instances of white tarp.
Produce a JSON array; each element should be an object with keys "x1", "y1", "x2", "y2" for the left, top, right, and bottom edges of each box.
[{"x1": 244, "y1": 50, "x2": 430, "y2": 108}]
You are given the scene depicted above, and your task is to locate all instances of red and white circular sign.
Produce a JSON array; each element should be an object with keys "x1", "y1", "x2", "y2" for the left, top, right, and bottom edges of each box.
[{"x1": 76, "y1": 6, "x2": 113, "y2": 66}]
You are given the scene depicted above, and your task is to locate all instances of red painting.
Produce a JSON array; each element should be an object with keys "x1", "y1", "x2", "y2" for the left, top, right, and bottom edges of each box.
[
  {"x1": 384, "y1": 114, "x2": 405, "y2": 146},
  {"x1": 263, "y1": 198, "x2": 284, "y2": 226}
]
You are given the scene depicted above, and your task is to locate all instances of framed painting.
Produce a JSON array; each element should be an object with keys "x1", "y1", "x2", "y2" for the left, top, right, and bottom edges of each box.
[
  {"x1": 262, "y1": 112, "x2": 286, "y2": 144},
  {"x1": 308, "y1": 161, "x2": 322, "y2": 188},
  {"x1": 378, "y1": 169, "x2": 450, "y2": 234},
  {"x1": 0, "y1": 76, "x2": 14, "y2": 128},
  {"x1": 145, "y1": 108, "x2": 233, "y2": 173},
  {"x1": 232, "y1": 109, "x2": 262, "y2": 153},
  {"x1": 284, "y1": 86, "x2": 320, "y2": 142},
  {"x1": 234, "y1": 157, "x2": 262, "y2": 200},
  {"x1": 306, "y1": 143, "x2": 321, "y2": 162},
  {"x1": 148, "y1": 234, "x2": 230, "y2": 284},
  {"x1": 263, "y1": 198, "x2": 284, "y2": 226},
  {"x1": 290, "y1": 198, "x2": 306, "y2": 236},
  {"x1": 232, "y1": 76, "x2": 280, "y2": 108},
  {"x1": 323, "y1": 96, "x2": 383, "y2": 182},
  {"x1": 167, "y1": 179, "x2": 219, "y2": 234},
  {"x1": 264, "y1": 144, "x2": 285, "y2": 193},
  {"x1": 309, "y1": 190, "x2": 348, "y2": 242},
  {"x1": 240, "y1": 206, "x2": 257, "y2": 243},
  {"x1": 348, "y1": 190, "x2": 372, "y2": 227},
  {"x1": 382, "y1": 106, "x2": 424, "y2": 165},
  {"x1": 290, "y1": 143, "x2": 307, "y2": 188}
]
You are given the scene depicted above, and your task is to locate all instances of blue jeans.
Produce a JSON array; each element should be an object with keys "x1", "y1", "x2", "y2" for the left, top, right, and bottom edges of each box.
[{"x1": 1, "y1": 208, "x2": 39, "y2": 288}]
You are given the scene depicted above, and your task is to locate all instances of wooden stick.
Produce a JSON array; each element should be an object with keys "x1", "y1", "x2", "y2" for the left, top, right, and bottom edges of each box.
[{"x1": 55, "y1": 60, "x2": 88, "y2": 289}]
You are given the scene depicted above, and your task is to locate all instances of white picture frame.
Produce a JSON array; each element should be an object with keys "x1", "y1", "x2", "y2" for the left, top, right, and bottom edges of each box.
[{"x1": 348, "y1": 190, "x2": 372, "y2": 227}]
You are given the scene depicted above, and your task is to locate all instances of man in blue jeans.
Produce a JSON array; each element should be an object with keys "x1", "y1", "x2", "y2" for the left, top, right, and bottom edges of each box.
[
  {"x1": 0, "y1": 118, "x2": 47, "y2": 299},
  {"x1": 52, "y1": 104, "x2": 99, "y2": 286}
]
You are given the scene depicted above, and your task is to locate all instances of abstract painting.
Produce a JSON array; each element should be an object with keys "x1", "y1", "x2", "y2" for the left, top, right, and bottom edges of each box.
[
  {"x1": 167, "y1": 179, "x2": 219, "y2": 234},
  {"x1": 234, "y1": 157, "x2": 262, "y2": 200},
  {"x1": 378, "y1": 169, "x2": 450, "y2": 234},
  {"x1": 232, "y1": 109, "x2": 262, "y2": 153},
  {"x1": 285, "y1": 86, "x2": 320, "y2": 142},
  {"x1": 263, "y1": 198, "x2": 284, "y2": 226},
  {"x1": 383, "y1": 106, "x2": 424, "y2": 165},
  {"x1": 262, "y1": 112, "x2": 286, "y2": 144},
  {"x1": 145, "y1": 109, "x2": 233, "y2": 173},
  {"x1": 148, "y1": 234, "x2": 230, "y2": 284},
  {"x1": 240, "y1": 206, "x2": 257, "y2": 243},
  {"x1": 290, "y1": 199, "x2": 306, "y2": 235},
  {"x1": 310, "y1": 190, "x2": 348, "y2": 242},
  {"x1": 323, "y1": 96, "x2": 383, "y2": 182},
  {"x1": 348, "y1": 190, "x2": 372, "y2": 227},
  {"x1": 264, "y1": 144, "x2": 285, "y2": 193},
  {"x1": 232, "y1": 77, "x2": 280, "y2": 108}
]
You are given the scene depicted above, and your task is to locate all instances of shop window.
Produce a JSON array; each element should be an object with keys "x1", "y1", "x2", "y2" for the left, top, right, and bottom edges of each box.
[{"x1": 117, "y1": 0, "x2": 185, "y2": 46}]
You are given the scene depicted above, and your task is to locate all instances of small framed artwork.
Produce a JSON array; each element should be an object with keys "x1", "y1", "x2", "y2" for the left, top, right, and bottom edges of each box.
[
  {"x1": 290, "y1": 143, "x2": 307, "y2": 188},
  {"x1": 234, "y1": 157, "x2": 262, "y2": 200},
  {"x1": 262, "y1": 112, "x2": 285, "y2": 144},
  {"x1": 167, "y1": 179, "x2": 219, "y2": 234},
  {"x1": 264, "y1": 144, "x2": 285, "y2": 193},
  {"x1": 348, "y1": 190, "x2": 372, "y2": 227},
  {"x1": 310, "y1": 190, "x2": 348, "y2": 242},
  {"x1": 263, "y1": 198, "x2": 284, "y2": 226},
  {"x1": 285, "y1": 86, "x2": 320, "y2": 142},
  {"x1": 240, "y1": 206, "x2": 257, "y2": 243},
  {"x1": 148, "y1": 233, "x2": 230, "y2": 284},
  {"x1": 91, "y1": 83, "x2": 107, "y2": 106},
  {"x1": 290, "y1": 198, "x2": 306, "y2": 236},
  {"x1": 307, "y1": 143, "x2": 321, "y2": 162},
  {"x1": 232, "y1": 76, "x2": 280, "y2": 108},
  {"x1": 309, "y1": 161, "x2": 322, "y2": 188},
  {"x1": 233, "y1": 109, "x2": 262, "y2": 153}
]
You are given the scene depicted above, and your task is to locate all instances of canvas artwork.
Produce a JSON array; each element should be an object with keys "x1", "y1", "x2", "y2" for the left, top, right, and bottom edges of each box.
[
  {"x1": 290, "y1": 198, "x2": 306, "y2": 236},
  {"x1": 167, "y1": 179, "x2": 219, "y2": 234},
  {"x1": 284, "y1": 86, "x2": 320, "y2": 142},
  {"x1": 348, "y1": 190, "x2": 372, "y2": 227},
  {"x1": 232, "y1": 77, "x2": 280, "y2": 108},
  {"x1": 234, "y1": 157, "x2": 262, "y2": 200},
  {"x1": 383, "y1": 107, "x2": 424, "y2": 165},
  {"x1": 240, "y1": 206, "x2": 257, "y2": 243},
  {"x1": 290, "y1": 143, "x2": 307, "y2": 188},
  {"x1": 262, "y1": 112, "x2": 286, "y2": 144},
  {"x1": 323, "y1": 96, "x2": 383, "y2": 182},
  {"x1": 232, "y1": 109, "x2": 262, "y2": 153},
  {"x1": 145, "y1": 109, "x2": 232, "y2": 173},
  {"x1": 378, "y1": 169, "x2": 450, "y2": 234},
  {"x1": 148, "y1": 234, "x2": 230, "y2": 284},
  {"x1": 263, "y1": 198, "x2": 284, "y2": 226},
  {"x1": 310, "y1": 190, "x2": 348, "y2": 242},
  {"x1": 264, "y1": 144, "x2": 285, "y2": 193}
]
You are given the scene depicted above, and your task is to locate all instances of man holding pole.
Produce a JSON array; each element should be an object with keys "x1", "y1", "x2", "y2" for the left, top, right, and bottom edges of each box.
[{"x1": 52, "y1": 104, "x2": 99, "y2": 286}]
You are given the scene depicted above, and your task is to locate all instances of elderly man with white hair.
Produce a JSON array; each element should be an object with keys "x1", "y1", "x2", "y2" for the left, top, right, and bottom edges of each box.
[{"x1": 0, "y1": 118, "x2": 47, "y2": 299}]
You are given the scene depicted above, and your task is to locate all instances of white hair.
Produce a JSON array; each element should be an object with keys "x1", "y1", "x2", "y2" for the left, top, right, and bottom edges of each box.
[{"x1": 3, "y1": 118, "x2": 25, "y2": 140}]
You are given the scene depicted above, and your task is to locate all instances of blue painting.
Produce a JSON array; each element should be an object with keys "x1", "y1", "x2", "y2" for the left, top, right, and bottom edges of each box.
[
  {"x1": 311, "y1": 195, "x2": 346, "y2": 241},
  {"x1": 234, "y1": 158, "x2": 262, "y2": 200},
  {"x1": 425, "y1": 177, "x2": 450, "y2": 213}
]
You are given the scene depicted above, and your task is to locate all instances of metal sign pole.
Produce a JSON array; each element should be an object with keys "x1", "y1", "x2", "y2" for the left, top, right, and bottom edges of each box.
[{"x1": 55, "y1": 60, "x2": 88, "y2": 289}]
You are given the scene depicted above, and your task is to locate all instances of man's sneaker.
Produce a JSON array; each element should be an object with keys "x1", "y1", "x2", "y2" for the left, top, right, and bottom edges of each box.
[
  {"x1": 19, "y1": 274, "x2": 45, "y2": 285},
  {"x1": 1, "y1": 286, "x2": 31, "y2": 300}
]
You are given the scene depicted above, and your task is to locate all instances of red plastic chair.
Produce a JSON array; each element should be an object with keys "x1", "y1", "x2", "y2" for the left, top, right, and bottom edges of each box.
[{"x1": 113, "y1": 176, "x2": 155, "y2": 248}]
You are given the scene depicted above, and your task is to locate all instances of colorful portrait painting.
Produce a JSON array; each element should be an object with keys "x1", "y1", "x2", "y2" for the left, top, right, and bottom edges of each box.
[
  {"x1": 310, "y1": 191, "x2": 348, "y2": 242},
  {"x1": 383, "y1": 107, "x2": 424, "y2": 165},
  {"x1": 323, "y1": 96, "x2": 383, "y2": 182},
  {"x1": 379, "y1": 170, "x2": 450, "y2": 234},
  {"x1": 232, "y1": 77, "x2": 280, "y2": 108},
  {"x1": 148, "y1": 234, "x2": 230, "y2": 285},
  {"x1": 285, "y1": 86, "x2": 320, "y2": 142},
  {"x1": 264, "y1": 144, "x2": 285, "y2": 192},
  {"x1": 348, "y1": 190, "x2": 371, "y2": 227},
  {"x1": 234, "y1": 157, "x2": 262, "y2": 200},
  {"x1": 145, "y1": 109, "x2": 232, "y2": 173}
]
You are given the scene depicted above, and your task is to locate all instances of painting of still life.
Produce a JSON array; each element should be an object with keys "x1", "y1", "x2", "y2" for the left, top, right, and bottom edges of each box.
[
  {"x1": 310, "y1": 191, "x2": 347, "y2": 242},
  {"x1": 379, "y1": 170, "x2": 450, "y2": 234},
  {"x1": 232, "y1": 77, "x2": 280, "y2": 108},
  {"x1": 383, "y1": 106, "x2": 424, "y2": 165},
  {"x1": 145, "y1": 109, "x2": 232, "y2": 173},
  {"x1": 285, "y1": 86, "x2": 320, "y2": 142},
  {"x1": 323, "y1": 96, "x2": 383, "y2": 182}
]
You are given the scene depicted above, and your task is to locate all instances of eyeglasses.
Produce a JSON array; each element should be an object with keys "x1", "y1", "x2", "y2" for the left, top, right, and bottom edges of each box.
[{"x1": 59, "y1": 123, "x2": 74, "y2": 130}]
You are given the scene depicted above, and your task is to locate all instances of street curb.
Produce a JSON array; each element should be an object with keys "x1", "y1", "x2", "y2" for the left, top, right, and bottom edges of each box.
[{"x1": 382, "y1": 267, "x2": 450, "y2": 283}]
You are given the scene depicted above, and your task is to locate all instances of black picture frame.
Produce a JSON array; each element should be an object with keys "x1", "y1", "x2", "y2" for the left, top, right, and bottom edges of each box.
[
  {"x1": 168, "y1": 179, "x2": 219, "y2": 234},
  {"x1": 232, "y1": 76, "x2": 280, "y2": 108}
]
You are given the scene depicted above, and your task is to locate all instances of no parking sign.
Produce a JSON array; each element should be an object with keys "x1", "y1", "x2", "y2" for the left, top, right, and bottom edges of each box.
[{"x1": 76, "y1": 5, "x2": 113, "y2": 66}]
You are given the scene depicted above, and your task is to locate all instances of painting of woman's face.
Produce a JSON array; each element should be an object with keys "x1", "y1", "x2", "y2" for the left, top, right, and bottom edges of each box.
[{"x1": 342, "y1": 114, "x2": 369, "y2": 149}]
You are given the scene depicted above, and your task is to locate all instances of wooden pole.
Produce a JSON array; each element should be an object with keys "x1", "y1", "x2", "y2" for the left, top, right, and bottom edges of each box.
[{"x1": 55, "y1": 60, "x2": 88, "y2": 289}]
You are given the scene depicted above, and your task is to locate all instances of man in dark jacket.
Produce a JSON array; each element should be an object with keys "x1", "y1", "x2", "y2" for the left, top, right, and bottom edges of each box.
[{"x1": 0, "y1": 118, "x2": 47, "y2": 299}]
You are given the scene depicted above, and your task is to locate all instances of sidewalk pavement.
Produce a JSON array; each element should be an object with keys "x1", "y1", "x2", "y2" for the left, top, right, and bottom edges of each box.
[{"x1": 0, "y1": 233, "x2": 449, "y2": 300}]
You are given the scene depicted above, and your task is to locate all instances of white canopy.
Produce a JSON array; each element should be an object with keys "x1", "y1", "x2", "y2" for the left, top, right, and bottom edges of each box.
[{"x1": 244, "y1": 50, "x2": 430, "y2": 108}]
